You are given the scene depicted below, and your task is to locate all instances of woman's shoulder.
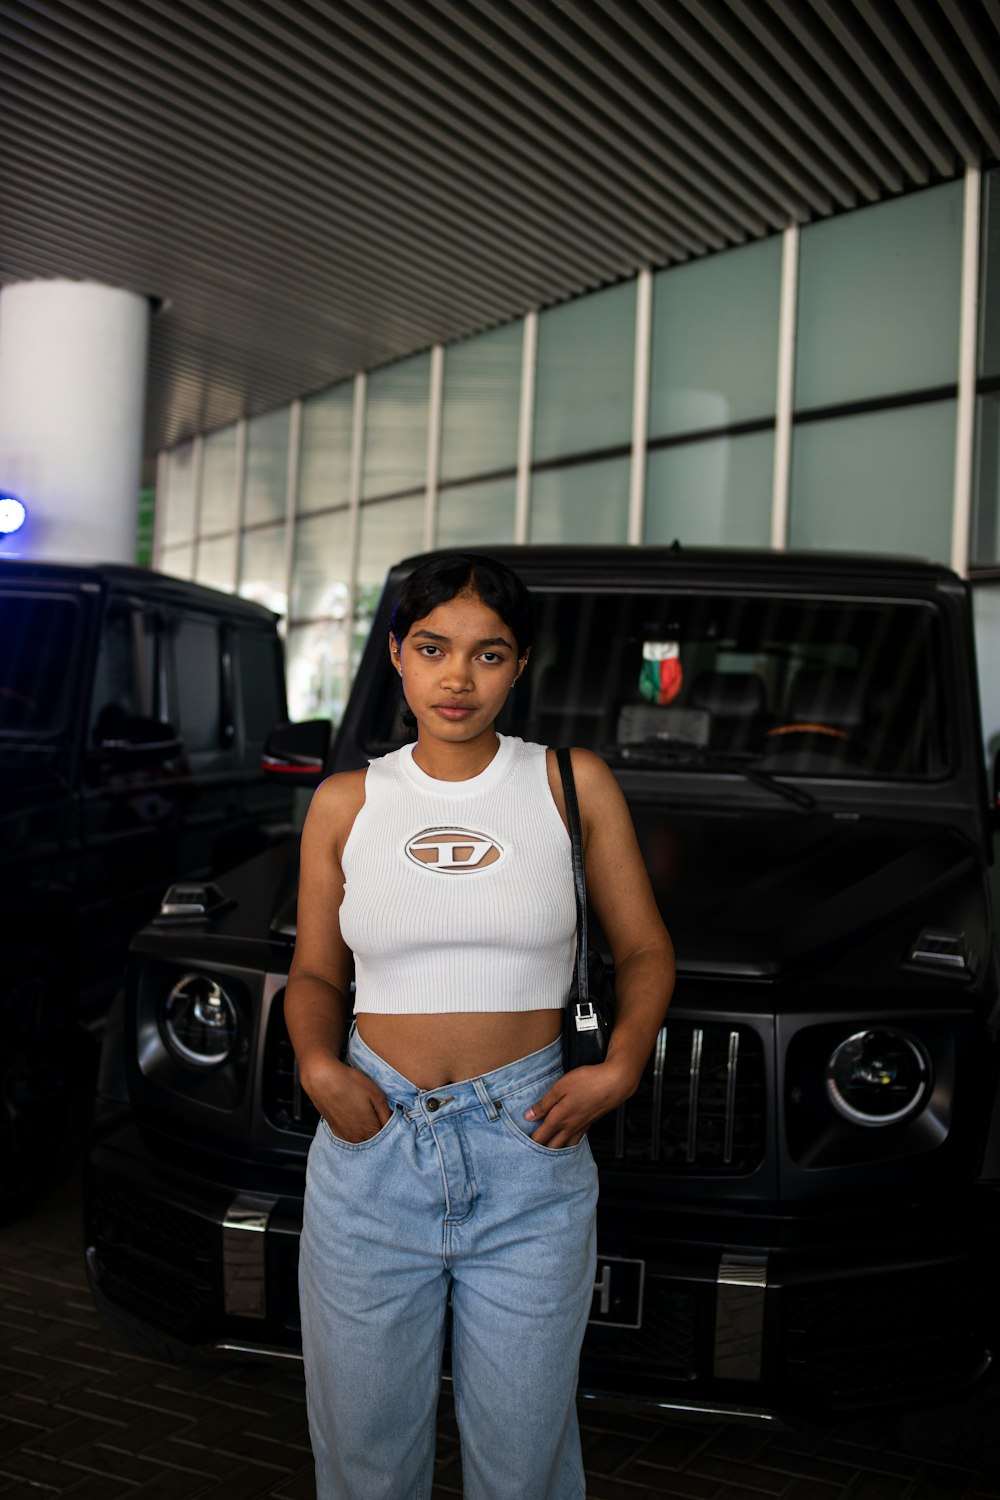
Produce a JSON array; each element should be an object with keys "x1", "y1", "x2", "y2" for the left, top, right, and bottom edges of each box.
[
  {"x1": 306, "y1": 767, "x2": 369, "y2": 838},
  {"x1": 544, "y1": 744, "x2": 617, "y2": 788},
  {"x1": 544, "y1": 746, "x2": 621, "y2": 830}
]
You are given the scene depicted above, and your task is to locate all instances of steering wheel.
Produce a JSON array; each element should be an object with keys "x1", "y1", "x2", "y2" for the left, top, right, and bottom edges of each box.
[{"x1": 765, "y1": 722, "x2": 851, "y2": 742}]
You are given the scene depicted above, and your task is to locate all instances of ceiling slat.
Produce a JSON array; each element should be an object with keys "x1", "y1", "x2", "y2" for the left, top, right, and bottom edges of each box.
[{"x1": 1, "y1": 0, "x2": 997, "y2": 454}]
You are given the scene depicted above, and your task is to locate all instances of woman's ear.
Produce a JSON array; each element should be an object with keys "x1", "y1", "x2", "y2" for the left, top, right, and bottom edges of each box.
[
  {"x1": 389, "y1": 631, "x2": 403, "y2": 676},
  {"x1": 515, "y1": 648, "x2": 530, "y2": 681}
]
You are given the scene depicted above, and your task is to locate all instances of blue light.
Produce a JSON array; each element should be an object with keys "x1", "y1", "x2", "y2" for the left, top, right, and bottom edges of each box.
[{"x1": 0, "y1": 496, "x2": 27, "y2": 535}]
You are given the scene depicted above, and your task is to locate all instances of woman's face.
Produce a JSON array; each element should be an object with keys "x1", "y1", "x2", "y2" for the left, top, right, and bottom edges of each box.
[{"x1": 389, "y1": 589, "x2": 527, "y2": 745}]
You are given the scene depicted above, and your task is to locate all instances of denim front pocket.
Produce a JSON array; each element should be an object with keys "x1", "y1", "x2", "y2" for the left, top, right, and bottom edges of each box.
[
  {"x1": 319, "y1": 1105, "x2": 401, "y2": 1152},
  {"x1": 495, "y1": 1072, "x2": 590, "y2": 1158}
]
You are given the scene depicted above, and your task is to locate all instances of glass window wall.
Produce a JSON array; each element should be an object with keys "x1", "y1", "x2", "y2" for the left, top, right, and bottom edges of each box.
[
  {"x1": 645, "y1": 431, "x2": 773, "y2": 546},
  {"x1": 533, "y1": 281, "x2": 635, "y2": 462},
  {"x1": 199, "y1": 425, "x2": 240, "y2": 537},
  {"x1": 440, "y1": 323, "x2": 522, "y2": 481},
  {"x1": 979, "y1": 171, "x2": 1000, "y2": 378},
  {"x1": 355, "y1": 494, "x2": 426, "y2": 657},
  {"x1": 789, "y1": 401, "x2": 955, "y2": 560},
  {"x1": 795, "y1": 183, "x2": 963, "y2": 410},
  {"x1": 362, "y1": 354, "x2": 431, "y2": 499},
  {"x1": 972, "y1": 393, "x2": 1000, "y2": 565},
  {"x1": 195, "y1": 534, "x2": 238, "y2": 593},
  {"x1": 436, "y1": 477, "x2": 516, "y2": 548},
  {"x1": 158, "y1": 542, "x2": 195, "y2": 580},
  {"x1": 286, "y1": 619, "x2": 352, "y2": 727},
  {"x1": 649, "y1": 238, "x2": 781, "y2": 438},
  {"x1": 291, "y1": 508, "x2": 352, "y2": 623},
  {"x1": 160, "y1": 441, "x2": 198, "y2": 548},
  {"x1": 239, "y1": 524, "x2": 288, "y2": 618},
  {"x1": 243, "y1": 409, "x2": 290, "y2": 527},
  {"x1": 529, "y1": 458, "x2": 629, "y2": 544},
  {"x1": 299, "y1": 382, "x2": 355, "y2": 514}
]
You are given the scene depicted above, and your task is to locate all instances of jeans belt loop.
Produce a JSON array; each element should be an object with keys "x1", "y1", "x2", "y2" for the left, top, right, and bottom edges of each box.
[{"x1": 472, "y1": 1077, "x2": 500, "y2": 1121}]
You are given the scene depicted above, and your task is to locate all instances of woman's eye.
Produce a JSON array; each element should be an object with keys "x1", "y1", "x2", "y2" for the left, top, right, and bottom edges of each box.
[
  {"x1": 480, "y1": 652, "x2": 504, "y2": 665},
  {"x1": 418, "y1": 645, "x2": 442, "y2": 658}
]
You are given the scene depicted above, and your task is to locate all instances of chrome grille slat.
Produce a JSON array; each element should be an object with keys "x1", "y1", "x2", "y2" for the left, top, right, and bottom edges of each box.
[
  {"x1": 586, "y1": 1019, "x2": 766, "y2": 1175},
  {"x1": 724, "y1": 1029, "x2": 740, "y2": 1166},
  {"x1": 685, "y1": 1028, "x2": 704, "y2": 1164},
  {"x1": 649, "y1": 1026, "x2": 668, "y2": 1163}
]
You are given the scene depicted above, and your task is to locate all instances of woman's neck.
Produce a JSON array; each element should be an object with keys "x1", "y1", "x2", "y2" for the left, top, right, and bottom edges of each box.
[{"x1": 411, "y1": 729, "x2": 501, "y2": 782}]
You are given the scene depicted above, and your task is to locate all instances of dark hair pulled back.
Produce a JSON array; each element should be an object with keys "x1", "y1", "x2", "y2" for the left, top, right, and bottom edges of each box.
[{"x1": 390, "y1": 552, "x2": 534, "y2": 658}]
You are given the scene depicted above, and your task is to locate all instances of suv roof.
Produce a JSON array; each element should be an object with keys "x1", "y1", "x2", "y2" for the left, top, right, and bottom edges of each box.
[
  {"x1": 392, "y1": 545, "x2": 959, "y2": 587},
  {"x1": 0, "y1": 557, "x2": 279, "y2": 624}
]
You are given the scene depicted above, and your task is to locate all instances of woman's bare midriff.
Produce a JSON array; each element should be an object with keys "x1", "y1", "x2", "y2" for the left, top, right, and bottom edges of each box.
[{"x1": 355, "y1": 1010, "x2": 563, "y2": 1089}]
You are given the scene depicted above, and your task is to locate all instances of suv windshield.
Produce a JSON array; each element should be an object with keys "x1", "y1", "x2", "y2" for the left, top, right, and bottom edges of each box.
[
  {"x1": 0, "y1": 592, "x2": 81, "y2": 737},
  {"x1": 363, "y1": 589, "x2": 950, "y2": 780}
]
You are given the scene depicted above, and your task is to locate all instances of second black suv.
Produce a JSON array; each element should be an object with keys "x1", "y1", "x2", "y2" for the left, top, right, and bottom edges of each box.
[{"x1": 0, "y1": 559, "x2": 298, "y2": 1206}]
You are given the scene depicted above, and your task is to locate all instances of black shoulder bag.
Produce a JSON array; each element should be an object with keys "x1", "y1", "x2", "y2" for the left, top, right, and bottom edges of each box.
[{"x1": 557, "y1": 747, "x2": 614, "y2": 1070}]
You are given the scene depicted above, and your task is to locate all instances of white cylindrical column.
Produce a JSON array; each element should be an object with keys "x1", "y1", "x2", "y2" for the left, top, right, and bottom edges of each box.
[{"x1": 0, "y1": 279, "x2": 149, "y2": 563}]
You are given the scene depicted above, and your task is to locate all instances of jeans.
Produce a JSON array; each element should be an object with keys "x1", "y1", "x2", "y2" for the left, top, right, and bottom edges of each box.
[{"x1": 299, "y1": 1028, "x2": 599, "y2": 1500}]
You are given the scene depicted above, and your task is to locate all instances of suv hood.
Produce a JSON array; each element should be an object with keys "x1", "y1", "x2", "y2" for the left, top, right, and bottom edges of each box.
[{"x1": 632, "y1": 807, "x2": 978, "y2": 979}]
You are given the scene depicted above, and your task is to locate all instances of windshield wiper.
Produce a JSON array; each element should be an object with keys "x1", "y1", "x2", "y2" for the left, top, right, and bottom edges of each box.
[{"x1": 611, "y1": 744, "x2": 816, "y2": 809}]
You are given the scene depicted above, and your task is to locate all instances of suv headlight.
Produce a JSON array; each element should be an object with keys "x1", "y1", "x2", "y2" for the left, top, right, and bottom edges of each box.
[
  {"x1": 826, "y1": 1028, "x2": 931, "y2": 1127},
  {"x1": 161, "y1": 974, "x2": 239, "y2": 1068}
]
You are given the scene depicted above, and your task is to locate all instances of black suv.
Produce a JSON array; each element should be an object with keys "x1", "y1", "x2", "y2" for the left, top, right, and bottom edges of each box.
[
  {"x1": 0, "y1": 559, "x2": 296, "y2": 1204},
  {"x1": 86, "y1": 547, "x2": 1000, "y2": 1420}
]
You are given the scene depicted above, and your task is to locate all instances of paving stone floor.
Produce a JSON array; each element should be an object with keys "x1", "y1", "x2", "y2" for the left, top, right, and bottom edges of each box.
[{"x1": 2, "y1": 1154, "x2": 999, "y2": 1499}]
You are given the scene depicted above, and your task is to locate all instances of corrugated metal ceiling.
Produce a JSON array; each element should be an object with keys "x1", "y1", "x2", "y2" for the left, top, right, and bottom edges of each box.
[{"x1": 2, "y1": 0, "x2": 999, "y2": 456}]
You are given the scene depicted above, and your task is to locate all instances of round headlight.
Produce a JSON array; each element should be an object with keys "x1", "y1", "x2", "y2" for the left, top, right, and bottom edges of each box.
[
  {"x1": 162, "y1": 974, "x2": 238, "y2": 1068},
  {"x1": 826, "y1": 1028, "x2": 930, "y2": 1126}
]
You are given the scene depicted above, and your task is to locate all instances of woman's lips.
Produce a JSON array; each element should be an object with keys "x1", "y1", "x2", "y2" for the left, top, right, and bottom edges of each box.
[{"x1": 433, "y1": 703, "x2": 476, "y2": 718}]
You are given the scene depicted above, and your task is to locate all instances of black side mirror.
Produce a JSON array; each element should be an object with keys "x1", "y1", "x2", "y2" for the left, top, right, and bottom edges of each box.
[{"x1": 262, "y1": 719, "x2": 332, "y2": 786}]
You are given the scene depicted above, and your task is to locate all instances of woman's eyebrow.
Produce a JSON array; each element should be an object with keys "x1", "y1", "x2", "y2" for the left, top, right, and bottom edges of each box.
[{"x1": 411, "y1": 629, "x2": 514, "y2": 650}]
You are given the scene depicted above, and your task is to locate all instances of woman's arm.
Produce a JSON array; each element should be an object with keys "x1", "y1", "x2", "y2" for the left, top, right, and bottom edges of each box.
[
  {"x1": 527, "y1": 748, "x2": 675, "y2": 1148},
  {"x1": 285, "y1": 771, "x2": 393, "y2": 1143}
]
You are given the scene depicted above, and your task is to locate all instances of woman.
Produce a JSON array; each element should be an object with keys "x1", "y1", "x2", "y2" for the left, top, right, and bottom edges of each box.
[{"x1": 287, "y1": 552, "x2": 674, "y2": 1500}]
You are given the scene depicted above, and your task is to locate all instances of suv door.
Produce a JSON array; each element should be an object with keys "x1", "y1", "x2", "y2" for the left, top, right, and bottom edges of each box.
[
  {"x1": 165, "y1": 607, "x2": 240, "y2": 879},
  {"x1": 81, "y1": 599, "x2": 181, "y2": 995},
  {"x1": 233, "y1": 624, "x2": 295, "y2": 833}
]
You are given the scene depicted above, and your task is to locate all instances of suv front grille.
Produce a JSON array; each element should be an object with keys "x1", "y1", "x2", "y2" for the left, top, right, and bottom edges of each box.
[
  {"x1": 264, "y1": 998, "x2": 765, "y2": 1174},
  {"x1": 589, "y1": 1020, "x2": 766, "y2": 1174},
  {"x1": 263, "y1": 988, "x2": 320, "y2": 1134}
]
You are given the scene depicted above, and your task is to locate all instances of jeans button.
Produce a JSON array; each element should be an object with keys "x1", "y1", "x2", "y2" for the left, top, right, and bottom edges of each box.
[{"x1": 426, "y1": 1097, "x2": 440, "y2": 1112}]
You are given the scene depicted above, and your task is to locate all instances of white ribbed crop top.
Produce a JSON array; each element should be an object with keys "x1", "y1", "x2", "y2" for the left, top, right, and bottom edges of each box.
[{"x1": 339, "y1": 735, "x2": 576, "y2": 1014}]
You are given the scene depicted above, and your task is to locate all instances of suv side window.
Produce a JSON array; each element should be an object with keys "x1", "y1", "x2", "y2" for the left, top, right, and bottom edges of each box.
[
  {"x1": 237, "y1": 630, "x2": 285, "y2": 755},
  {"x1": 89, "y1": 605, "x2": 160, "y2": 747},
  {"x1": 172, "y1": 615, "x2": 225, "y2": 757},
  {"x1": 0, "y1": 590, "x2": 82, "y2": 736}
]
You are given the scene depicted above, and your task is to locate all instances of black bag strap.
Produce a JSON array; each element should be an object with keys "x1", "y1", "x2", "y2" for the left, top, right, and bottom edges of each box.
[{"x1": 556, "y1": 747, "x2": 588, "y2": 1003}]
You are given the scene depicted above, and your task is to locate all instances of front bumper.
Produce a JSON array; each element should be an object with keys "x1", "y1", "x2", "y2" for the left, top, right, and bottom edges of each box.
[{"x1": 85, "y1": 1122, "x2": 996, "y2": 1421}]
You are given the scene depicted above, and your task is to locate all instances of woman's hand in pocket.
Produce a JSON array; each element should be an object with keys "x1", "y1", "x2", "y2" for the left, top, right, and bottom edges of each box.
[
  {"x1": 300, "y1": 1051, "x2": 392, "y2": 1143},
  {"x1": 523, "y1": 1058, "x2": 633, "y2": 1148}
]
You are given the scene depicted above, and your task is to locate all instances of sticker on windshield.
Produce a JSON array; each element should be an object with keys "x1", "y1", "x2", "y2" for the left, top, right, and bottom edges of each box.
[{"x1": 639, "y1": 641, "x2": 682, "y2": 706}]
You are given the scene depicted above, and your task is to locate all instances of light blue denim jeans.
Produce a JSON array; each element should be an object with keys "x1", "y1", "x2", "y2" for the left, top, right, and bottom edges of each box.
[{"x1": 299, "y1": 1028, "x2": 599, "y2": 1500}]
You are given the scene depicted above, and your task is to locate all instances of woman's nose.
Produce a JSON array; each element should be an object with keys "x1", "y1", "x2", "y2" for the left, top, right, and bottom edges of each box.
[{"x1": 439, "y1": 657, "x2": 473, "y2": 689}]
